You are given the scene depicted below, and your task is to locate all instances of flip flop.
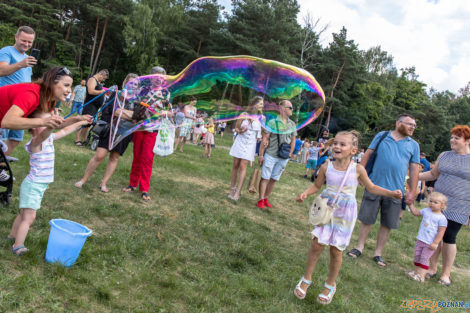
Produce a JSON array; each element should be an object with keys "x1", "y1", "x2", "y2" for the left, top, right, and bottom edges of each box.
[
  {"x1": 438, "y1": 278, "x2": 451, "y2": 286},
  {"x1": 142, "y1": 192, "x2": 151, "y2": 201},
  {"x1": 373, "y1": 255, "x2": 387, "y2": 267},
  {"x1": 347, "y1": 248, "x2": 362, "y2": 258},
  {"x1": 122, "y1": 185, "x2": 136, "y2": 192},
  {"x1": 425, "y1": 273, "x2": 437, "y2": 279}
]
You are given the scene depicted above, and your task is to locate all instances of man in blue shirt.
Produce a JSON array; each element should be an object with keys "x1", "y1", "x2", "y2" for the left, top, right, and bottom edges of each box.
[
  {"x1": 347, "y1": 114, "x2": 420, "y2": 267},
  {"x1": 0, "y1": 26, "x2": 36, "y2": 155}
]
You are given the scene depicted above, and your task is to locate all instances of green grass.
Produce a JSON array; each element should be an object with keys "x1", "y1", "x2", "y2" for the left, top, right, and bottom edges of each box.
[{"x1": 0, "y1": 111, "x2": 468, "y2": 312}]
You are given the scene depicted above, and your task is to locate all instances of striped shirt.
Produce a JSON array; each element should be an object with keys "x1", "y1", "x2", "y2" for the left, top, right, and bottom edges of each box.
[
  {"x1": 434, "y1": 150, "x2": 470, "y2": 225},
  {"x1": 26, "y1": 134, "x2": 55, "y2": 183}
]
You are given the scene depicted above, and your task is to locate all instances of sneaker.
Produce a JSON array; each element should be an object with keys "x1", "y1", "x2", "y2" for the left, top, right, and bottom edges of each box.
[
  {"x1": 257, "y1": 199, "x2": 265, "y2": 209},
  {"x1": 264, "y1": 198, "x2": 273, "y2": 208},
  {"x1": 304, "y1": 175, "x2": 308, "y2": 179}
]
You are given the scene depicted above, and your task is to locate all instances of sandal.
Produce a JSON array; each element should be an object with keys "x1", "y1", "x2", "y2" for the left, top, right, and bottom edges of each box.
[
  {"x1": 294, "y1": 277, "x2": 311, "y2": 300},
  {"x1": 74, "y1": 181, "x2": 84, "y2": 188},
  {"x1": 74, "y1": 141, "x2": 83, "y2": 146},
  {"x1": 142, "y1": 192, "x2": 151, "y2": 201},
  {"x1": 373, "y1": 255, "x2": 387, "y2": 267},
  {"x1": 438, "y1": 278, "x2": 451, "y2": 286},
  {"x1": 230, "y1": 189, "x2": 241, "y2": 201},
  {"x1": 317, "y1": 283, "x2": 336, "y2": 305},
  {"x1": 99, "y1": 185, "x2": 109, "y2": 193},
  {"x1": 122, "y1": 185, "x2": 136, "y2": 193},
  {"x1": 6, "y1": 236, "x2": 14, "y2": 243},
  {"x1": 406, "y1": 270, "x2": 424, "y2": 282},
  {"x1": 12, "y1": 244, "x2": 28, "y2": 256},
  {"x1": 228, "y1": 187, "x2": 237, "y2": 199},
  {"x1": 425, "y1": 272, "x2": 437, "y2": 279},
  {"x1": 347, "y1": 248, "x2": 362, "y2": 258}
]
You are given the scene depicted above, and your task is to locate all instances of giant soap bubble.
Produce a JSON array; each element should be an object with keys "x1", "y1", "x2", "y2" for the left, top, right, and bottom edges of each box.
[{"x1": 109, "y1": 55, "x2": 325, "y2": 149}]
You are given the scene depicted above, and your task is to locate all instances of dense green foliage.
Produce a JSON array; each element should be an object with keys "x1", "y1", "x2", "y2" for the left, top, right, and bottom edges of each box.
[{"x1": 1, "y1": 0, "x2": 469, "y2": 159}]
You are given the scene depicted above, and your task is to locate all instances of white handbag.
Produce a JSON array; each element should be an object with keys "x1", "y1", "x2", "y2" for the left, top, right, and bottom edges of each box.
[
  {"x1": 309, "y1": 161, "x2": 353, "y2": 226},
  {"x1": 153, "y1": 117, "x2": 175, "y2": 157}
]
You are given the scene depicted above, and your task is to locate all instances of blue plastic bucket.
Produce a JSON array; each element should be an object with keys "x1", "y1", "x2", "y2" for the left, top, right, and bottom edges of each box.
[{"x1": 45, "y1": 219, "x2": 92, "y2": 267}]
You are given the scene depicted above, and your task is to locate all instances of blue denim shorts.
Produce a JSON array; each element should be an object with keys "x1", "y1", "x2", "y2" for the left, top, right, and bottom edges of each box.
[
  {"x1": 1, "y1": 129, "x2": 24, "y2": 141},
  {"x1": 261, "y1": 153, "x2": 289, "y2": 181},
  {"x1": 19, "y1": 177, "x2": 49, "y2": 210}
]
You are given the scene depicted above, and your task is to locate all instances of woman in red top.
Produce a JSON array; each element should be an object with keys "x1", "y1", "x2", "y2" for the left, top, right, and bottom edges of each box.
[{"x1": 0, "y1": 66, "x2": 89, "y2": 132}]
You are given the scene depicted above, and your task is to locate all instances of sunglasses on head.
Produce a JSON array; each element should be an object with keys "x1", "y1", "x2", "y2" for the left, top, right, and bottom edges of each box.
[{"x1": 57, "y1": 67, "x2": 71, "y2": 76}]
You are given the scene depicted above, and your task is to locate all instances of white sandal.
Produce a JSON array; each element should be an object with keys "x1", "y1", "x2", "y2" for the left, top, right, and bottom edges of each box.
[
  {"x1": 228, "y1": 187, "x2": 236, "y2": 199},
  {"x1": 406, "y1": 270, "x2": 424, "y2": 283},
  {"x1": 317, "y1": 283, "x2": 336, "y2": 305},
  {"x1": 293, "y1": 277, "x2": 311, "y2": 300}
]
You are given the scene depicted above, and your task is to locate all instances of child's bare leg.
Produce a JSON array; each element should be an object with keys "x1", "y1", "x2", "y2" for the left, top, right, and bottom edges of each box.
[
  {"x1": 295, "y1": 237, "x2": 325, "y2": 297},
  {"x1": 318, "y1": 246, "x2": 342, "y2": 301},
  {"x1": 427, "y1": 242, "x2": 441, "y2": 275},
  {"x1": 9, "y1": 214, "x2": 23, "y2": 239},
  {"x1": 13, "y1": 208, "x2": 36, "y2": 248},
  {"x1": 415, "y1": 266, "x2": 426, "y2": 280},
  {"x1": 208, "y1": 145, "x2": 212, "y2": 157}
]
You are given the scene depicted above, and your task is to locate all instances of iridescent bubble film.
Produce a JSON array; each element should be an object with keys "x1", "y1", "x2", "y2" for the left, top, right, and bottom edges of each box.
[{"x1": 110, "y1": 55, "x2": 325, "y2": 148}]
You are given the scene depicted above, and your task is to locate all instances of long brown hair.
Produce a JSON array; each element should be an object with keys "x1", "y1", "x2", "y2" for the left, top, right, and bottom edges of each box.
[{"x1": 34, "y1": 66, "x2": 73, "y2": 113}]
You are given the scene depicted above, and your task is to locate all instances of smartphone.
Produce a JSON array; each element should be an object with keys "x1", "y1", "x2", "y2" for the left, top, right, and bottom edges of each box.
[{"x1": 30, "y1": 48, "x2": 40, "y2": 60}]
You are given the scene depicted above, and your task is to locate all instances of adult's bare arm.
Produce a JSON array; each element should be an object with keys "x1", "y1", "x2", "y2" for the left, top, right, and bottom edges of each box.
[
  {"x1": 1, "y1": 105, "x2": 62, "y2": 129},
  {"x1": 405, "y1": 162, "x2": 420, "y2": 205},
  {"x1": 0, "y1": 58, "x2": 37, "y2": 77}
]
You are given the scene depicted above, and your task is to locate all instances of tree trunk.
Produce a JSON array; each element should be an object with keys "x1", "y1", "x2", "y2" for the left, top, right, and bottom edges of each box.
[
  {"x1": 91, "y1": 16, "x2": 108, "y2": 75},
  {"x1": 196, "y1": 39, "x2": 202, "y2": 55},
  {"x1": 77, "y1": 28, "x2": 84, "y2": 69},
  {"x1": 89, "y1": 16, "x2": 100, "y2": 75},
  {"x1": 325, "y1": 60, "x2": 346, "y2": 128}
]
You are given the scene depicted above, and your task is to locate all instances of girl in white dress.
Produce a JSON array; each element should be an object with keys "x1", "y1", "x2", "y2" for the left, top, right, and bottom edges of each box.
[{"x1": 228, "y1": 96, "x2": 264, "y2": 200}]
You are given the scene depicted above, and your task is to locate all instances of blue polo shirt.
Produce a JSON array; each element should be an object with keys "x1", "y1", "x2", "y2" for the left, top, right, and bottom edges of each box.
[
  {"x1": 0, "y1": 46, "x2": 32, "y2": 87},
  {"x1": 368, "y1": 131, "x2": 420, "y2": 193}
]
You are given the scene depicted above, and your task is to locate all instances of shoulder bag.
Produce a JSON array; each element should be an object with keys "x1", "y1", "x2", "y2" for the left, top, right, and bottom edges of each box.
[
  {"x1": 309, "y1": 161, "x2": 353, "y2": 226},
  {"x1": 275, "y1": 120, "x2": 292, "y2": 159}
]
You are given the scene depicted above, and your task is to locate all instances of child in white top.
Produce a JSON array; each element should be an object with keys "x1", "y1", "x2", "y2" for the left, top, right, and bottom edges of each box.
[
  {"x1": 9, "y1": 111, "x2": 89, "y2": 256},
  {"x1": 406, "y1": 192, "x2": 447, "y2": 282}
]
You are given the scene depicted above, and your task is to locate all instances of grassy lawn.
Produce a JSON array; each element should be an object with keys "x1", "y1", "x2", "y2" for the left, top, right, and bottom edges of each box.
[{"x1": 0, "y1": 113, "x2": 468, "y2": 312}]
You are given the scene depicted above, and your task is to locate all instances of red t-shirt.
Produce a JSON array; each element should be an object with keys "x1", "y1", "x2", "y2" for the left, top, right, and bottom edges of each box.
[{"x1": 0, "y1": 83, "x2": 41, "y2": 123}]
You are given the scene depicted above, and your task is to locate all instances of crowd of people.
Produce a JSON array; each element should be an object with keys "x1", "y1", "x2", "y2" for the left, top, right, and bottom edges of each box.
[{"x1": 1, "y1": 25, "x2": 469, "y2": 306}]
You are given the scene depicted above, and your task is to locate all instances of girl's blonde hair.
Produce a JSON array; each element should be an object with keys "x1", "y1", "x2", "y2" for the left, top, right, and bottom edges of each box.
[
  {"x1": 429, "y1": 192, "x2": 447, "y2": 209},
  {"x1": 336, "y1": 130, "x2": 360, "y2": 147}
]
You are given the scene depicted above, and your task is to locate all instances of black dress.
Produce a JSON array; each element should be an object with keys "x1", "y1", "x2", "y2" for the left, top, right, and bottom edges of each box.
[
  {"x1": 83, "y1": 77, "x2": 105, "y2": 116},
  {"x1": 97, "y1": 92, "x2": 133, "y2": 155}
]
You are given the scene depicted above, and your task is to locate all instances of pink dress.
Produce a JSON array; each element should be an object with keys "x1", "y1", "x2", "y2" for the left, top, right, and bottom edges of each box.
[{"x1": 312, "y1": 161, "x2": 358, "y2": 251}]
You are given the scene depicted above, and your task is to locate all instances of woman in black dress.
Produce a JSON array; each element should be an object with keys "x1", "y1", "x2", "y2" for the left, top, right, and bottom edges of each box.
[{"x1": 74, "y1": 73, "x2": 138, "y2": 192}]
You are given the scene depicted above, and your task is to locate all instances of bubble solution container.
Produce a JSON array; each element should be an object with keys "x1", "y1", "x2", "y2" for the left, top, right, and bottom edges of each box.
[{"x1": 45, "y1": 219, "x2": 92, "y2": 267}]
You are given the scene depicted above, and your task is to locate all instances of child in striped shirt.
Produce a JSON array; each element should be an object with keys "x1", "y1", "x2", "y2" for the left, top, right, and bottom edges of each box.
[{"x1": 9, "y1": 111, "x2": 89, "y2": 256}]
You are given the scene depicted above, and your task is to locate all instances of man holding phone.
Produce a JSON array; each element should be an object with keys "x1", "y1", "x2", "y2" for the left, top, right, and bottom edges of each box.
[{"x1": 0, "y1": 26, "x2": 36, "y2": 155}]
